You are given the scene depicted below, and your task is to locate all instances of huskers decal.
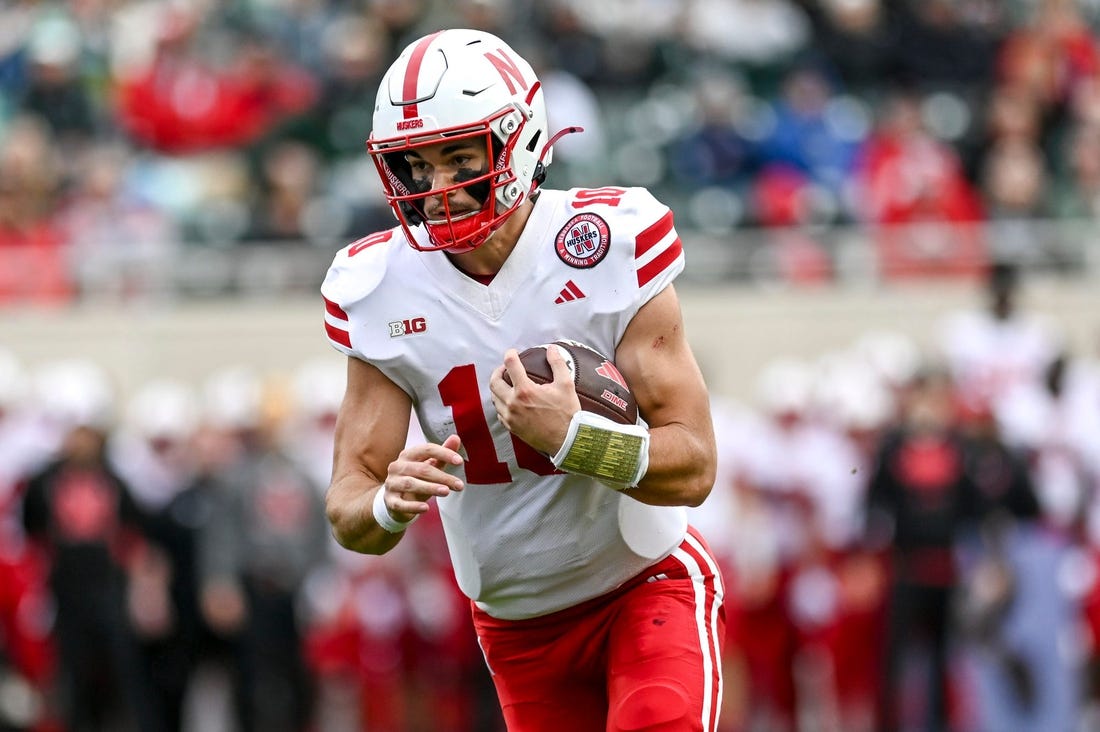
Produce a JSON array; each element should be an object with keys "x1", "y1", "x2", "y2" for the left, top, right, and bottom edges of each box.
[{"x1": 555, "y1": 213, "x2": 610, "y2": 269}]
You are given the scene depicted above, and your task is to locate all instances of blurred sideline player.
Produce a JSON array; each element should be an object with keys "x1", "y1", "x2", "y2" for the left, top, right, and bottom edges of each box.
[{"x1": 320, "y1": 29, "x2": 725, "y2": 730}]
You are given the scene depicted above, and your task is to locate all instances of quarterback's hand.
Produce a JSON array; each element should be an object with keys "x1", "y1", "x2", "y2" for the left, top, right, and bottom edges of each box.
[
  {"x1": 490, "y1": 347, "x2": 580, "y2": 455},
  {"x1": 380, "y1": 434, "x2": 464, "y2": 523}
]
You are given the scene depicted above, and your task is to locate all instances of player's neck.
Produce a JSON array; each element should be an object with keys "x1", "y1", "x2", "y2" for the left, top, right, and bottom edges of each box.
[{"x1": 446, "y1": 199, "x2": 535, "y2": 276}]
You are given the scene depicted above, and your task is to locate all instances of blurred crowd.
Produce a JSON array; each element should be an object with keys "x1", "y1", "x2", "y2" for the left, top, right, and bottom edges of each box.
[
  {"x1": 2, "y1": 0, "x2": 1100, "y2": 302},
  {"x1": 0, "y1": 347, "x2": 503, "y2": 731},
  {"x1": 2, "y1": 259, "x2": 1100, "y2": 731},
  {"x1": 694, "y1": 262, "x2": 1100, "y2": 732}
]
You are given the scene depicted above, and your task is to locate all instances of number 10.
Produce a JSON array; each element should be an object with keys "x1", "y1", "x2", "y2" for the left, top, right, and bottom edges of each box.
[{"x1": 439, "y1": 365, "x2": 561, "y2": 484}]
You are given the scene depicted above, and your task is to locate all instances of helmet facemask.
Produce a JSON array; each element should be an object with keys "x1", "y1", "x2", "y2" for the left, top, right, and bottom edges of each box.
[{"x1": 369, "y1": 106, "x2": 533, "y2": 253}]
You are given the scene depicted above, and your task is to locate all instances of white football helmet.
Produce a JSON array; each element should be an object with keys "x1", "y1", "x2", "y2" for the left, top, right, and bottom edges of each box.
[{"x1": 368, "y1": 29, "x2": 559, "y2": 253}]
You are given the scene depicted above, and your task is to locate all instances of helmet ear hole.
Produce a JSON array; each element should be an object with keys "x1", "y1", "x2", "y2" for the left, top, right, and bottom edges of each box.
[{"x1": 526, "y1": 130, "x2": 542, "y2": 153}]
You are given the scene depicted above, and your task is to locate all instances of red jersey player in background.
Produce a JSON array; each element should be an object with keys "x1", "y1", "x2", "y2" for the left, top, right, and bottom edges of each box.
[{"x1": 320, "y1": 28, "x2": 725, "y2": 731}]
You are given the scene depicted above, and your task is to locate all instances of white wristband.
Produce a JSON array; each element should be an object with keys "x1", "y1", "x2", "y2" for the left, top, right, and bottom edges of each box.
[
  {"x1": 551, "y1": 411, "x2": 650, "y2": 489},
  {"x1": 372, "y1": 488, "x2": 418, "y2": 533}
]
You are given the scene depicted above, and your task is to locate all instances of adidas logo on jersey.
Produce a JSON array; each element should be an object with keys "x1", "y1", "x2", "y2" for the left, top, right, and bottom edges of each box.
[{"x1": 554, "y1": 280, "x2": 586, "y2": 304}]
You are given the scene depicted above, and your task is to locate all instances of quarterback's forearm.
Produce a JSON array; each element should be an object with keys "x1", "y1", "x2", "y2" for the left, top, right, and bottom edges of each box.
[
  {"x1": 326, "y1": 477, "x2": 404, "y2": 555},
  {"x1": 624, "y1": 420, "x2": 716, "y2": 507}
]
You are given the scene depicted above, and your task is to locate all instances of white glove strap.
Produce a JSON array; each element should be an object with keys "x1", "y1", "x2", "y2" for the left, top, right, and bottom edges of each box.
[
  {"x1": 551, "y1": 411, "x2": 650, "y2": 489},
  {"x1": 372, "y1": 488, "x2": 418, "y2": 533}
]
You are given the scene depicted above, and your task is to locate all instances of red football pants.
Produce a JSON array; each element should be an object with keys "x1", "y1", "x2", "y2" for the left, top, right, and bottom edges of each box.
[{"x1": 472, "y1": 528, "x2": 725, "y2": 731}]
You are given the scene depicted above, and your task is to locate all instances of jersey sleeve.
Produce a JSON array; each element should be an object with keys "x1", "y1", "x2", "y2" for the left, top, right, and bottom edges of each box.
[
  {"x1": 320, "y1": 229, "x2": 398, "y2": 358},
  {"x1": 622, "y1": 187, "x2": 684, "y2": 303},
  {"x1": 553, "y1": 186, "x2": 686, "y2": 349}
]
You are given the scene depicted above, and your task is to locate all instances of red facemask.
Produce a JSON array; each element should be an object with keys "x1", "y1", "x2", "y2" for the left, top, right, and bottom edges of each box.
[{"x1": 368, "y1": 111, "x2": 527, "y2": 253}]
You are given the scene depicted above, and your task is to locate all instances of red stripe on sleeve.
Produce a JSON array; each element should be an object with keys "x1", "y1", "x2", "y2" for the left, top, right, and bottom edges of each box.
[
  {"x1": 636, "y1": 237, "x2": 683, "y2": 288},
  {"x1": 634, "y1": 210, "x2": 675, "y2": 259},
  {"x1": 323, "y1": 296, "x2": 348, "y2": 321},
  {"x1": 325, "y1": 322, "x2": 352, "y2": 349},
  {"x1": 401, "y1": 32, "x2": 443, "y2": 119}
]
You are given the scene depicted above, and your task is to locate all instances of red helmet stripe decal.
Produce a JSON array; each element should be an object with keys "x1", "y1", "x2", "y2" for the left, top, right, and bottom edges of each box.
[
  {"x1": 401, "y1": 31, "x2": 443, "y2": 119},
  {"x1": 524, "y1": 80, "x2": 541, "y2": 105}
]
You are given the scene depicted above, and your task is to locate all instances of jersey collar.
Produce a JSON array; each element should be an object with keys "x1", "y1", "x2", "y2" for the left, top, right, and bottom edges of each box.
[{"x1": 416, "y1": 191, "x2": 560, "y2": 320}]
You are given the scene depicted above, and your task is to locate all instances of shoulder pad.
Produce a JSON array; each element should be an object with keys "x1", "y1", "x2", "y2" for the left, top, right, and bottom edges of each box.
[{"x1": 320, "y1": 229, "x2": 401, "y2": 355}]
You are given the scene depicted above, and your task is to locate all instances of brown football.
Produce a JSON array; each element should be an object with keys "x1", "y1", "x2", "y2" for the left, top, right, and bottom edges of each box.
[{"x1": 504, "y1": 340, "x2": 638, "y2": 425}]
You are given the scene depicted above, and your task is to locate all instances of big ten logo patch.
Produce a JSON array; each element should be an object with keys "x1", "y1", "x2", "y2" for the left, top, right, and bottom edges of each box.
[
  {"x1": 389, "y1": 317, "x2": 427, "y2": 337},
  {"x1": 555, "y1": 213, "x2": 610, "y2": 268}
]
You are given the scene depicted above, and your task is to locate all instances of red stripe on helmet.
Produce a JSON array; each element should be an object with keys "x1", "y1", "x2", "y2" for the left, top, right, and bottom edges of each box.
[{"x1": 401, "y1": 32, "x2": 443, "y2": 119}]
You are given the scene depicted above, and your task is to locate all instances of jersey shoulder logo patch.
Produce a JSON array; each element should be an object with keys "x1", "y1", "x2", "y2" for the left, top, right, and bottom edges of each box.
[{"x1": 555, "y1": 213, "x2": 610, "y2": 269}]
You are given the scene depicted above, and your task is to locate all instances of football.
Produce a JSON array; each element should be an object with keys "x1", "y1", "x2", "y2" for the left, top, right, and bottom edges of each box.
[{"x1": 504, "y1": 340, "x2": 638, "y2": 425}]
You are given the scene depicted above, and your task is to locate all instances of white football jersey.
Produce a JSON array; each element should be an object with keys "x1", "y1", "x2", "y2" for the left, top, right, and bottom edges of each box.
[
  {"x1": 321, "y1": 186, "x2": 689, "y2": 619},
  {"x1": 938, "y1": 309, "x2": 1060, "y2": 409}
]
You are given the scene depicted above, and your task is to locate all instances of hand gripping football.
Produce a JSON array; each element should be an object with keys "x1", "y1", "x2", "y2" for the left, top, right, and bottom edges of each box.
[{"x1": 504, "y1": 340, "x2": 638, "y2": 425}]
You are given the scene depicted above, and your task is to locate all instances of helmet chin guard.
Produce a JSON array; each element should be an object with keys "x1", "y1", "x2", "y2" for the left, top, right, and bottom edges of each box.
[{"x1": 367, "y1": 29, "x2": 552, "y2": 253}]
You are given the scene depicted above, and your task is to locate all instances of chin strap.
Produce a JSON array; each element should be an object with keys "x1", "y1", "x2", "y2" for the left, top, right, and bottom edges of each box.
[{"x1": 531, "y1": 125, "x2": 585, "y2": 191}]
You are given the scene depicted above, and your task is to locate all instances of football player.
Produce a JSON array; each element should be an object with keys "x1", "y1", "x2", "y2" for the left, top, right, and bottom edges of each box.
[{"x1": 321, "y1": 29, "x2": 724, "y2": 730}]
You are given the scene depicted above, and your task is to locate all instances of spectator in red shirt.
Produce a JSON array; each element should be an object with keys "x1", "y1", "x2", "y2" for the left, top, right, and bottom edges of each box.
[
  {"x1": 853, "y1": 91, "x2": 987, "y2": 280},
  {"x1": 114, "y1": 8, "x2": 318, "y2": 155},
  {"x1": 0, "y1": 115, "x2": 72, "y2": 304}
]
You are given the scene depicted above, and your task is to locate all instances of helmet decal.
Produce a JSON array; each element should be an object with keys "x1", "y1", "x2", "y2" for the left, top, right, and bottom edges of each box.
[
  {"x1": 483, "y1": 49, "x2": 529, "y2": 95},
  {"x1": 398, "y1": 31, "x2": 444, "y2": 118}
]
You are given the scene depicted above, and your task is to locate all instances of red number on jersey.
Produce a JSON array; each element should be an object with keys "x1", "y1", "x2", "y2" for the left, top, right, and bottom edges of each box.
[
  {"x1": 348, "y1": 230, "x2": 394, "y2": 257},
  {"x1": 439, "y1": 365, "x2": 561, "y2": 484},
  {"x1": 570, "y1": 187, "x2": 627, "y2": 209}
]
